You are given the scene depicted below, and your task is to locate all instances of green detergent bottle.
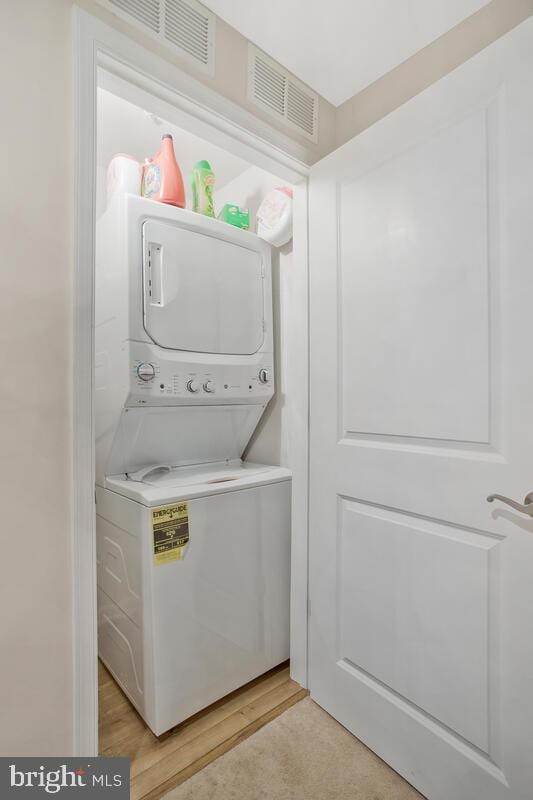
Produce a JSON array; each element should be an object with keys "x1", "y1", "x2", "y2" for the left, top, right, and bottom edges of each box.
[{"x1": 190, "y1": 160, "x2": 215, "y2": 217}]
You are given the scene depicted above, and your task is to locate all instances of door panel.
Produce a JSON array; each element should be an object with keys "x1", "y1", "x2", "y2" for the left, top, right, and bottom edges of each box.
[
  {"x1": 338, "y1": 499, "x2": 494, "y2": 752},
  {"x1": 309, "y1": 19, "x2": 533, "y2": 800},
  {"x1": 340, "y1": 109, "x2": 490, "y2": 443}
]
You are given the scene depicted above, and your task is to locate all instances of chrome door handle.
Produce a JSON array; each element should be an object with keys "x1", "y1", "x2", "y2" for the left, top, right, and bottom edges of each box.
[{"x1": 487, "y1": 491, "x2": 533, "y2": 516}]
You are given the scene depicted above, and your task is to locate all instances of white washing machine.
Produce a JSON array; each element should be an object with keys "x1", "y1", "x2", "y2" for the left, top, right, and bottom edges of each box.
[
  {"x1": 97, "y1": 460, "x2": 290, "y2": 736},
  {"x1": 95, "y1": 194, "x2": 291, "y2": 735}
]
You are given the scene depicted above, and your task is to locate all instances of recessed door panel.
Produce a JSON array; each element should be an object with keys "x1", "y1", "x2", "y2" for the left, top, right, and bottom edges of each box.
[
  {"x1": 341, "y1": 110, "x2": 490, "y2": 443},
  {"x1": 143, "y1": 220, "x2": 265, "y2": 355},
  {"x1": 338, "y1": 499, "x2": 496, "y2": 752}
]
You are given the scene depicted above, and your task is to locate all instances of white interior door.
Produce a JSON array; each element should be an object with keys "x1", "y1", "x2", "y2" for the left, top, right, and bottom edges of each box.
[{"x1": 308, "y1": 18, "x2": 533, "y2": 800}]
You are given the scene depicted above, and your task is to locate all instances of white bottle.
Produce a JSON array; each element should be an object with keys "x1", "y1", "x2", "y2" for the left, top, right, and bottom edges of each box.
[
  {"x1": 106, "y1": 154, "x2": 142, "y2": 206},
  {"x1": 256, "y1": 186, "x2": 293, "y2": 247}
]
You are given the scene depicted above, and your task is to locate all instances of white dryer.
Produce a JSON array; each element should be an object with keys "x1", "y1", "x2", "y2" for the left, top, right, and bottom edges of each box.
[{"x1": 95, "y1": 195, "x2": 291, "y2": 736}]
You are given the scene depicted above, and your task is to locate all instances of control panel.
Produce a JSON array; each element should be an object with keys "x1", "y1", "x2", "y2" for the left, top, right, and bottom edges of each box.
[{"x1": 127, "y1": 345, "x2": 274, "y2": 407}]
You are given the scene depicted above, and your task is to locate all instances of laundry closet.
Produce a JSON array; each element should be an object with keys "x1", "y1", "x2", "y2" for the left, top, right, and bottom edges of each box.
[{"x1": 94, "y1": 72, "x2": 303, "y2": 744}]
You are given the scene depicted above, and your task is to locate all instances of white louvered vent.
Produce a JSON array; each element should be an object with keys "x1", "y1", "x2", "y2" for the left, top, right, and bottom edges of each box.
[
  {"x1": 108, "y1": 0, "x2": 161, "y2": 33},
  {"x1": 99, "y1": 0, "x2": 215, "y2": 75},
  {"x1": 165, "y1": 0, "x2": 210, "y2": 66},
  {"x1": 248, "y1": 46, "x2": 318, "y2": 142}
]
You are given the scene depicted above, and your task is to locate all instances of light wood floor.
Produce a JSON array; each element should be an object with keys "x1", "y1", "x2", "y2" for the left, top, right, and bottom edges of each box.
[{"x1": 98, "y1": 660, "x2": 307, "y2": 800}]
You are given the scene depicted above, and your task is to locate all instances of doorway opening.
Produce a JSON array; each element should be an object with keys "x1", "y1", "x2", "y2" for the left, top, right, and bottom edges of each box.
[{"x1": 93, "y1": 63, "x2": 308, "y2": 796}]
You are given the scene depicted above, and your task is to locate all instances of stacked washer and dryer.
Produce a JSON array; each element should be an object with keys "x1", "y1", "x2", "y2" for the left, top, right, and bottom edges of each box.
[{"x1": 95, "y1": 194, "x2": 291, "y2": 736}]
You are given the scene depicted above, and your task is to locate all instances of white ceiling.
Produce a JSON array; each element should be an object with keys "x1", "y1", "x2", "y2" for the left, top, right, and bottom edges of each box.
[
  {"x1": 97, "y1": 88, "x2": 251, "y2": 205},
  {"x1": 203, "y1": 0, "x2": 490, "y2": 106}
]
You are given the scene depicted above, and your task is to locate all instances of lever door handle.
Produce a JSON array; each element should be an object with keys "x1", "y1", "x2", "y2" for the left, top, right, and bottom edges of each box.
[{"x1": 487, "y1": 491, "x2": 533, "y2": 516}]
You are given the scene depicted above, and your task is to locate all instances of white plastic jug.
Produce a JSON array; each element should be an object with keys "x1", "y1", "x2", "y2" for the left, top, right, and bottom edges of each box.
[
  {"x1": 256, "y1": 186, "x2": 293, "y2": 247},
  {"x1": 106, "y1": 154, "x2": 141, "y2": 206}
]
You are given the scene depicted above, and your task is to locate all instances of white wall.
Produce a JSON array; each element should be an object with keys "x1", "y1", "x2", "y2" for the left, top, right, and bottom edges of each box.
[{"x1": 0, "y1": 1, "x2": 74, "y2": 755}]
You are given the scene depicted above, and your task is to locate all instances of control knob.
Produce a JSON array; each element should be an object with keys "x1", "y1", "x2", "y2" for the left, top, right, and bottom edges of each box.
[
  {"x1": 203, "y1": 380, "x2": 216, "y2": 393},
  {"x1": 137, "y1": 362, "x2": 155, "y2": 382},
  {"x1": 186, "y1": 379, "x2": 200, "y2": 393},
  {"x1": 258, "y1": 368, "x2": 270, "y2": 384}
]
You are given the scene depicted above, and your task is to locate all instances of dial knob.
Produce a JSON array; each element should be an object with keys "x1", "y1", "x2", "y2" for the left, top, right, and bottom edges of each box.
[
  {"x1": 258, "y1": 368, "x2": 270, "y2": 384},
  {"x1": 186, "y1": 379, "x2": 200, "y2": 393},
  {"x1": 137, "y1": 362, "x2": 155, "y2": 382},
  {"x1": 203, "y1": 380, "x2": 216, "y2": 393}
]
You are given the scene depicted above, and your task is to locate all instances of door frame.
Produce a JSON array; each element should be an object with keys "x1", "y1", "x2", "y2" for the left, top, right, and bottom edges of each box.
[{"x1": 72, "y1": 7, "x2": 311, "y2": 756}]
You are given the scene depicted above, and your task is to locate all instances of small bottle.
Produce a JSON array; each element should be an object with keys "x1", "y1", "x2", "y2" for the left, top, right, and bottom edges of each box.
[
  {"x1": 142, "y1": 134, "x2": 185, "y2": 208},
  {"x1": 190, "y1": 160, "x2": 215, "y2": 217}
]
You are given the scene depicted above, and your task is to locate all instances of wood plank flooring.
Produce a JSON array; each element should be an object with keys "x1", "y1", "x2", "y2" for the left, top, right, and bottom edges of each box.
[{"x1": 98, "y1": 660, "x2": 307, "y2": 800}]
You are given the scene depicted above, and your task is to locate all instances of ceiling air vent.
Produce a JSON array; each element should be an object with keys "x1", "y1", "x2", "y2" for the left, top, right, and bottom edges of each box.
[
  {"x1": 100, "y1": 0, "x2": 215, "y2": 75},
  {"x1": 248, "y1": 45, "x2": 318, "y2": 143}
]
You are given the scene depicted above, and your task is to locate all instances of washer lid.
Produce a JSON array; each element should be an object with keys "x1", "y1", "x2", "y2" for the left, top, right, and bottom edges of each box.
[
  {"x1": 104, "y1": 404, "x2": 265, "y2": 478},
  {"x1": 143, "y1": 219, "x2": 266, "y2": 355},
  {"x1": 106, "y1": 460, "x2": 292, "y2": 505},
  {"x1": 129, "y1": 460, "x2": 273, "y2": 486}
]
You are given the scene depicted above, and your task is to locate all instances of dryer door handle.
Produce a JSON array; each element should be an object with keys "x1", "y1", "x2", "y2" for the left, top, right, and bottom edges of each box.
[{"x1": 148, "y1": 243, "x2": 164, "y2": 306}]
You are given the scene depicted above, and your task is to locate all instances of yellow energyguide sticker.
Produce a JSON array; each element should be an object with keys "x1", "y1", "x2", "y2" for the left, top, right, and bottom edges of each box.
[{"x1": 152, "y1": 501, "x2": 189, "y2": 565}]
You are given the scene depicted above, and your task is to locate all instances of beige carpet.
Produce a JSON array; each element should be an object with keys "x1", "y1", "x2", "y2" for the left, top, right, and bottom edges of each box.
[{"x1": 163, "y1": 697, "x2": 425, "y2": 800}]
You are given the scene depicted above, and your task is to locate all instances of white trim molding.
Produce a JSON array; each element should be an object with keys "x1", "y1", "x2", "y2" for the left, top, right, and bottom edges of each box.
[
  {"x1": 72, "y1": 8, "x2": 99, "y2": 758},
  {"x1": 72, "y1": 6, "x2": 310, "y2": 755}
]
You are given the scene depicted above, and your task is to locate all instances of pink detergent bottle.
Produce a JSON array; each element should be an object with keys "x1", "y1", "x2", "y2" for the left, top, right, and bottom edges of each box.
[{"x1": 142, "y1": 134, "x2": 186, "y2": 208}]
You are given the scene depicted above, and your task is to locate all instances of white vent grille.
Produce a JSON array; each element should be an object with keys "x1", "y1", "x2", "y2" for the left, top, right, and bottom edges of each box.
[
  {"x1": 248, "y1": 46, "x2": 318, "y2": 142},
  {"x1": 253, "y1": 54, "x2": 286, "y2": 117},
  {"x1": 100, "y1": 0, "x2": 215, "y2": 75},
  {"x1": 109, "y1": 0, "x2": 161, "y2": 32},
  {"x1": 164, "y1": 0, "x2": 211, "y2": 67}
]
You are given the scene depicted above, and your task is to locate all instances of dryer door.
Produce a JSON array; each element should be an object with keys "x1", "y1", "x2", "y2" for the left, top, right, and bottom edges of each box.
[{"x1": 142, "y1": 219, "x2": 265, "y2": 355}]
